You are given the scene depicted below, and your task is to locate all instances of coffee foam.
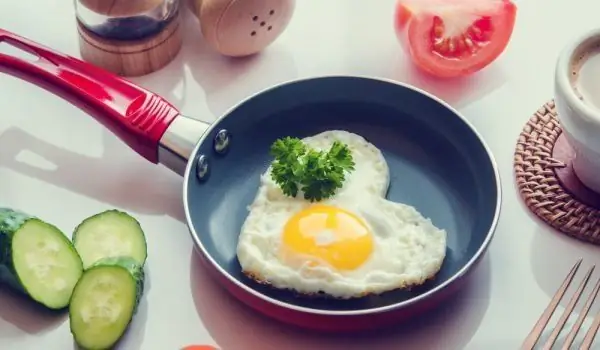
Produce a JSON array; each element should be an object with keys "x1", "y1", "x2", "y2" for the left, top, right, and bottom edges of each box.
[{"x1": 570, "y1": 40, "x2": 600, "y2": 111}]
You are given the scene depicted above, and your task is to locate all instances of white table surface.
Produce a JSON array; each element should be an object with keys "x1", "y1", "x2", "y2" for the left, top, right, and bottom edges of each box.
[{"x1": 2, "y1": 0, "x2": 600, "y2": 349}]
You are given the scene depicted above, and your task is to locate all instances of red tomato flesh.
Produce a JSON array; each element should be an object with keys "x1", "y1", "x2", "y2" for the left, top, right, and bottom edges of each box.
[{"x1": 394, "y1": 0, "x2": 517, "y2": 78}]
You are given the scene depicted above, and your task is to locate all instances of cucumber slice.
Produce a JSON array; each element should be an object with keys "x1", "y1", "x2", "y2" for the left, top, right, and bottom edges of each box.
[
  {"x1": 69, "y1": 256, "x2": 145, "y2": 350},
  {"x1": 73, "y1": 210, "x2": 147, "y2": 269},
  {"x1": 0, "y1": 208, "x2": 83, "y2": 309}
]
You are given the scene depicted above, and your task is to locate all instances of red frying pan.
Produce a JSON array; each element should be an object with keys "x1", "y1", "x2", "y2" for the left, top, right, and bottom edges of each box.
[{"x1": 0, "y1": 28, "x2": 500, "y2": 332}]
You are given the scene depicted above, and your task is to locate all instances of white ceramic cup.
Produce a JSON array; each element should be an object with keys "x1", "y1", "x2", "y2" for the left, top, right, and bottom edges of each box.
[{"x1": 555, "y1": 28, "x2": 600, "y2": 193}]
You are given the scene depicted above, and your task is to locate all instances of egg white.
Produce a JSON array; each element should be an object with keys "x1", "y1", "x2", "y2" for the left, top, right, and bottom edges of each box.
[
  {"x1": 236, "y1": 130, "x2": 447, "y2": 299},
  {"x1": 260, "y1": 130, "x2": 390, "y2": 203}
]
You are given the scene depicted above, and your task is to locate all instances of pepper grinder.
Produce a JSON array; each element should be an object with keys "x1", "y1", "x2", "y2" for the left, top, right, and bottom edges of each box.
[
  {"x1": 187, "y1": 0, "x2": 295, "y2": 57},
  {"x1": 75, "y1": 0, "x2": 183, "y2": 76}
]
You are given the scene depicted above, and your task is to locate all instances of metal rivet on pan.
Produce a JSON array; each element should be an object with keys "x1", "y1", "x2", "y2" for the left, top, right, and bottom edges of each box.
[
  {"x1": 213, "y1": 129, "x2": 231, "y2": 155},
  {"x1": 196, "y1": 154, "x2": 210, "y2": 182}
]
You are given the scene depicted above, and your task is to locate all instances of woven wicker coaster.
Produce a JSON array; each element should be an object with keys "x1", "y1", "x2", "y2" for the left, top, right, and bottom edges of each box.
[{"x1": 514, "y1": 100, "x2": 600, "y2": 245}]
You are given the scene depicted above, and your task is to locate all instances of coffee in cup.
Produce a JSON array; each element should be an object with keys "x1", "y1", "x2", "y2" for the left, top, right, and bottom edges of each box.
[{"x1": 569, "y1": 42, "x2": 600, "y2": 111}]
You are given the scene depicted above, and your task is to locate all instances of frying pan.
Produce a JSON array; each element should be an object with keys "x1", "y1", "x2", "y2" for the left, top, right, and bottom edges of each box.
[{"x1": 0, "y1": 28, "x2": 501, "y2": 332}]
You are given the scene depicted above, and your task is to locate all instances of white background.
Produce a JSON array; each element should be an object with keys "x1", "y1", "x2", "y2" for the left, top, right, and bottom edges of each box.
[{"x1": 2, "y1": 0, "x2": 600, "y2": 349}]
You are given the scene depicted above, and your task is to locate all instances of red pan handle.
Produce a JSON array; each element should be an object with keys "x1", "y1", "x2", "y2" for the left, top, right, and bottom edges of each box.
[{"x1": 0, "y1": 28, "x2": 179, "y2": 163}]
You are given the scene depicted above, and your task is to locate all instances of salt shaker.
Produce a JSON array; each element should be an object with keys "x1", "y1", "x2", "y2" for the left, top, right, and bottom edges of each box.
[{"x1": 187, "y1": 0, "x2": 295, "y2": 57}]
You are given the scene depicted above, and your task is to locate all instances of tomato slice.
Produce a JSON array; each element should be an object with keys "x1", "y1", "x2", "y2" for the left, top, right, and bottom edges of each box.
[{"x1": 394, "y1": 0, "x2": 517, "y2": 78}]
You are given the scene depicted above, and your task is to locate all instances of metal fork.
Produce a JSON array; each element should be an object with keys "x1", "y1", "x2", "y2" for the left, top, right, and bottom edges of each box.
[{"x1": 521, "y1": 259, "x2": 600, "y2": 350}]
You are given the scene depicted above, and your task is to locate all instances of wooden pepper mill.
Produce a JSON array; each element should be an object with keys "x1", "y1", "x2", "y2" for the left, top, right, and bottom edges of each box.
[
  {"x1": 187, "y1": 0, "x2": 296, "y2": 57},
  {"x1": 75, "y1": 0, "x2": 183, "y2": 77}
]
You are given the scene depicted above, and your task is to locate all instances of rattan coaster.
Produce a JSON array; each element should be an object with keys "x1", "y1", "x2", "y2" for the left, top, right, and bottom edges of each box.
[{"x1": 514, "y1": 100, "x2": 600, "y2": 245}]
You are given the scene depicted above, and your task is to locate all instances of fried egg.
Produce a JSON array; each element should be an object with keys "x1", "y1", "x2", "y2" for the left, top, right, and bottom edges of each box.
[{"x1": 236, "y1": 130, "x2": 447, "y2": 299}]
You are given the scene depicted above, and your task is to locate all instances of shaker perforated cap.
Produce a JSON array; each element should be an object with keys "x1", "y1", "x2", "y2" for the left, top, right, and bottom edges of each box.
[{"x1": 192, "y1": 0, "x2": 295, "y2": 57}]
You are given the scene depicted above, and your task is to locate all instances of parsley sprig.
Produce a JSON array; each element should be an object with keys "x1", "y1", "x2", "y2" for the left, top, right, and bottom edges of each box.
[{"x1": 269, "y1": 137, "x2": 355, "y2": 202}]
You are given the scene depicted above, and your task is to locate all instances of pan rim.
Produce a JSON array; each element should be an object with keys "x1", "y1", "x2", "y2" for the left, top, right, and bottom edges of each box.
[{"x1": 182, "y1": 74, "x2": 502, "y2": 316}]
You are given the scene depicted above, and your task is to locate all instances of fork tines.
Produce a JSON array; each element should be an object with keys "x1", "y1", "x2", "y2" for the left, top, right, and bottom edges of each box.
[{"x1": 521, "y1": 259, "x2": 600, "y2": 350}]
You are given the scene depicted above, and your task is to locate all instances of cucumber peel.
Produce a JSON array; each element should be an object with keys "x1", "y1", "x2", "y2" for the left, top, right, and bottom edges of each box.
[
  {"x1": 0, "y1": 208, "x2": 83, "y2": 309},
  {"x1": 73, "y1": 210, "x2": 147, "y2": 269},
  {"x1": 69, "y1": 256, "x2": 145, "y2": 350},
  {"x1": 0, "y1": 207, "x2": 149, "y2": 348}
]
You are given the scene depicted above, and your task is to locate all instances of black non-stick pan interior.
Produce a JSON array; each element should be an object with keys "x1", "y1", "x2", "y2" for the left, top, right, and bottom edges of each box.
[{"x1": 185, "y1": 76, "x2": 499, "y2": 312}]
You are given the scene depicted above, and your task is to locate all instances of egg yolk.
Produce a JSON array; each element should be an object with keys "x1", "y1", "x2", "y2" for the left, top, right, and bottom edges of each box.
[{"x1": 281, "y1": 204, "x2": 373, "y2": 270}]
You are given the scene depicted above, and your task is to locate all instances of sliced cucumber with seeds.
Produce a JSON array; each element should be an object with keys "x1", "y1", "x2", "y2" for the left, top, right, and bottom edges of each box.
[
  {"x1": 69, "y1": 256, "x2": 145, "y2": 350},
  {"x1": 0, "y1": 208, "x2": 83, "y2": 309},
  {"x1": 73, "y1": 210, "x2": 147, "y2": 269}
]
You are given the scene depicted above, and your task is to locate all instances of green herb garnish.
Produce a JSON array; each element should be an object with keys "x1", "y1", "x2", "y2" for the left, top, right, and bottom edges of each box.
[{"x1": 269, "y1": 137, "x2": 355, "y2": 202}]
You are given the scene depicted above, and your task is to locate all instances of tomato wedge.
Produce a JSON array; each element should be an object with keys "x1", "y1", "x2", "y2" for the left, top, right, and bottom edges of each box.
[{"x1": 394, "y1": 0, "x2": 517, "y2": 78}]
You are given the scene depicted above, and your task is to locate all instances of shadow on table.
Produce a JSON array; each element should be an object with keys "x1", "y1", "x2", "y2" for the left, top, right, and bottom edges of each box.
[
  {"x1": 529, "y1": 223, "x2": 600, "y2": 349},
  {"x1": 336, "y1": 0, "x2": 508, "y2": 111},
  {"x1": 389, "y1": 52, "x2": 508, "y2": 110},
  {"x1": 0, "y1": 250, "x2": 152, "y2": 347},
  {"x1": 0, "y1": 10, "x2": 298, "y2": 224},
  {"x1": 0, "y1": 268, "x2": 151, "y2": 348},
  {"x1": 530, "y1": 223, "x2": 600, "y2": 305},
  {"x1": 0, "y1": 127, "x2": 185, "y2": 222},
  {"x1": 0, "y1": 286, "x2": 66, "y2": 336},
  {"x1": 179, "y1": 10, "x2": 298, "y2": 118},
  {"x1": 189, "y1": 250, "x2": 492, "y2": 350},
  {"x1": 0, "y1": 36, "x2": 190, "y2": 220}
]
